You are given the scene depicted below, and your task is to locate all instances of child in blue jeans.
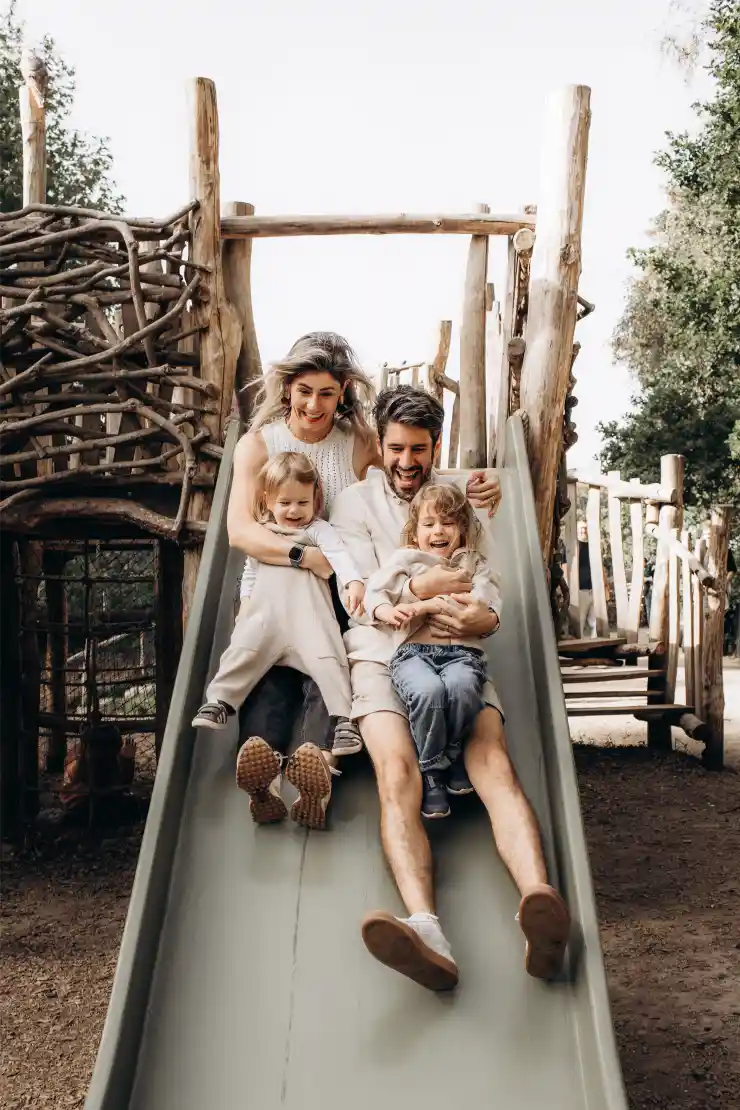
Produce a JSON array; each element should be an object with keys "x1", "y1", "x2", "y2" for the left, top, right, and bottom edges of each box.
[{"x1": 364, "y1": 483, "x2": 501, "y2": 819}]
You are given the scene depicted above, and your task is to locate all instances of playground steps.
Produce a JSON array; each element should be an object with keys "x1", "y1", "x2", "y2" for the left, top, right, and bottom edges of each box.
[{"x1": 557, "y1": 635, "x2": 705, "y2": 748}]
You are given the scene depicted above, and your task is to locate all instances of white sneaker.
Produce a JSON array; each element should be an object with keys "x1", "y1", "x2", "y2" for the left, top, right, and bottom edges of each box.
[{"x1": 361, "y1": 910, "x2": 459, "y2": 991}]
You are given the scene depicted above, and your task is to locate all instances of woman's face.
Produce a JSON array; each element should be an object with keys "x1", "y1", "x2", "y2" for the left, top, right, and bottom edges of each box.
[{"x1": 287, "y1": 372, "x2": 344, "y2": 438}]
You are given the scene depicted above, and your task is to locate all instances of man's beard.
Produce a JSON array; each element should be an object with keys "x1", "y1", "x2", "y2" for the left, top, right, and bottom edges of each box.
[{"x1": 385, "y1": 461, "x2": 433, "y2": 502}]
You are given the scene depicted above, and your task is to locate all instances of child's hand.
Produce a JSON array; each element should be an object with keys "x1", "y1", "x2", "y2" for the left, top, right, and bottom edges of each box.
[
  {"x1": 346, "y1": 580, "x2": 366, "y2": 617},
  {"x1": 375, "y1": 603, "x2": 419, "y2": 628}
]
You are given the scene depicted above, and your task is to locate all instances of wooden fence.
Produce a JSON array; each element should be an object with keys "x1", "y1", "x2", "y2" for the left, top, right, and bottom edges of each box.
[{"x1": 562, "y1": 459, "x2": 731, "y2": 768}]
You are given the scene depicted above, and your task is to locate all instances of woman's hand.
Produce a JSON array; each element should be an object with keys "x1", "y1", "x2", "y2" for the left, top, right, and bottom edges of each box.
[
  {"x1": 410, "y1": 565, "x2": 472, "y2": 600},
  {"x1": 346, "y1": 580, "x2": 366, "y2": 617},
  {"x1": 302, "y1": 546, "x2": 334, "y2": 580},
  {"x1": 426, "y1": 594, "x2": 499, "y2": 639},
  {"x1": 466, "y1": 471, "x2": 502, "y2": 518}
]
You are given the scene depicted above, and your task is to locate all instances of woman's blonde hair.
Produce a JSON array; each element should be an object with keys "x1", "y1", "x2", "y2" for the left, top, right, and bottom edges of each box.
[
  {"x1": 254, "y1": 451, "x2": 323, "y2": 522},
  {"x1": 248, "y1": 332, "x2": 375, "y2": 433},
  {"x1": 402, "y1": 483, "x2": 481, "y2": 550}
]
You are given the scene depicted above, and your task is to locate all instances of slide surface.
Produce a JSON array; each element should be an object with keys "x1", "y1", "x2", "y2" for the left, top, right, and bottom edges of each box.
[{"x1": 85, "y1": 415, "x2": 627, "y2": 1110}]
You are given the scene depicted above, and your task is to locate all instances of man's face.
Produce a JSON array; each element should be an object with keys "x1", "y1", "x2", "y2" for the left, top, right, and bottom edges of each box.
[{"x1": 381, "y1": 421, "x2": 435, "y2": 501}]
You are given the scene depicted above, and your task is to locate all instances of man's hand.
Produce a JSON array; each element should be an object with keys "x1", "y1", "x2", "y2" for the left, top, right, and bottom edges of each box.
[
  {"x1": 374, "y1": 602, "x2": 419, "y2": 628},
  {"x1": 302, "y1": 546, "x2": 334, "y2": 580},
  {"x1": 466, "y1": 471, "x2": 502, "y2": 518},
  {"x1": 410, "y1": 565, "x2": 472, "y2": 601},
  {"x1": 426, "y1": 593, "x2": 499, "y2": 639},
  {"x1": 346, "y1": 580, "x2": 366, "y2": 617}
]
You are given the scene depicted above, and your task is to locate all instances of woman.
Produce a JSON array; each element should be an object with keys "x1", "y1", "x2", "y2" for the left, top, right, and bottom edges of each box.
[{"x1": 227, "y1": 332, "x2": 501, "y2": 828}]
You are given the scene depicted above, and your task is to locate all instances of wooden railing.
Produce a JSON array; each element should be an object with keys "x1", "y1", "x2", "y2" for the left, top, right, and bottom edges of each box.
[{"x1": 562, "y1": 456, "x2": 729, "y2": 767}]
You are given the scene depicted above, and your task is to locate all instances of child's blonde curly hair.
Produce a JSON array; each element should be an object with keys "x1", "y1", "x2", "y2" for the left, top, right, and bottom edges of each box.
[
  {"x1": 254, "y1": 451, "x2": 323, "y2": 522},
  {"x1": 402, "y1": 482, "x2": 481, "y2": 549}
]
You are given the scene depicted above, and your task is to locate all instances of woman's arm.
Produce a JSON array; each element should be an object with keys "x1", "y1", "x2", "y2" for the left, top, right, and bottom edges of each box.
[
  {"x1": 226, "y1": 432, "x2": 331, "y2": 575},
  {"x1": 352, "y1": 424, "x2": 382, "y2": 480}
]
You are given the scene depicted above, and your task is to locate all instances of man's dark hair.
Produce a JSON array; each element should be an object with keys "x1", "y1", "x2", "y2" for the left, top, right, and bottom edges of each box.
[{"x1": 373, "y1": 385, "x2": 445, "y2": 446}]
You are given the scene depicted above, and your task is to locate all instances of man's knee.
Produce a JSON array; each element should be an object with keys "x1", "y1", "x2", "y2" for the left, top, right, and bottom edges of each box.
[
  {"x1": 467, "y1": 707, "x2": 513, "y2": 772},
  {"x1": 359, "y1": 712, "x2": 421, "y2": 803}
]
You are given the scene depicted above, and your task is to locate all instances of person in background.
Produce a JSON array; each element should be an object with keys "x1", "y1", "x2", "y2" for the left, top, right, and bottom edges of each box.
[{"x1": 577, "y1": 520, "x2": 596, "y2": 638}]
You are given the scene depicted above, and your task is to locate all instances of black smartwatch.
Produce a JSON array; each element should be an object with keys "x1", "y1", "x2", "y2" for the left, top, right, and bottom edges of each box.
[{"x1": 288, "y1": 544, "x2": 305, "y2": 568}]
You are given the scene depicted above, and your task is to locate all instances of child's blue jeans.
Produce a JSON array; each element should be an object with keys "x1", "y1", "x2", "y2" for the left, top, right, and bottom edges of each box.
[{"x1": 389, "y1": 643, "x2": 487, "y2": 771}]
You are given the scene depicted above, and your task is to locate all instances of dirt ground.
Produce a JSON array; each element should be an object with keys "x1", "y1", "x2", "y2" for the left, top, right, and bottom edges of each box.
[{"x1": 2, "y1": 662, "x2": 740, "y2": 1110}]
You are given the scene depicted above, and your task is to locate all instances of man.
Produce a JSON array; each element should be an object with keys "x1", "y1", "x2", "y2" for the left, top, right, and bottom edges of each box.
[
  {"x1": 577, "y1": 520, "x2": 596, "y2": 638},
  {"x1": 330, "y1": 386, "x2": 570, "y2": 992}
]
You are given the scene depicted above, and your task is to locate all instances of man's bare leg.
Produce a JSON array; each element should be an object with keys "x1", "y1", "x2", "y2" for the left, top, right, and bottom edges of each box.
[
  {"x1": 465, "y1": 707, "x2": 570, "y2": 978},
  {"x1": 358, "y1": 710, "x2": 458, "y2": 990},
  {"x1": 359, "y1": 711, "x2": 433, "y2": 916}
]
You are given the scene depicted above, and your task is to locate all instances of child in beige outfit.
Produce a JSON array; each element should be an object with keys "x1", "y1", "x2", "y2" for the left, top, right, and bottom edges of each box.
[{"x1": 192, "y1": 452, "x2": 365, "y2": 830}]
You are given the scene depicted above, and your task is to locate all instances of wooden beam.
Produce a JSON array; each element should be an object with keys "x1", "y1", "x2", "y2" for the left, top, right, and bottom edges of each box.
[
  {"x1": 563, "y1": 480, "x2": 580, "y2": 636},
  {"x1": 567, "y1": 470, "x2": 677, "y2": 504},
  {"x1": 702, "y1": 507, "x2": 732, "y2": 769},
  {"x1": 19, "y1": 53, "x2": 47, "y2": 209},
  {"x1": 692, "y1": 533, "x2": 706, "y2": 720},
  {"x1": 220, "y1": 211, "x2": 536, "y2": 239},
  {"x1": 222, "y1": 200, "x2": 262, "y2": 424},
  {"x1": 625, "y1": 478, "x2": 644, "y2": 643},
  {"x1": 518, "y1": 84, "x2": 591, "y2": 556},
  {"x1": 459, "y1": 202, "x2": 489, "y2": 469},
  {"x1": 644, "y1": 523, "x2": 715, "y2": 588},
  {"x1": 447, "y1": 392, "x2": 460, "y2": 468},
  {"x1": 427, "y1": 319, "x2": 451, "y2": 405}
]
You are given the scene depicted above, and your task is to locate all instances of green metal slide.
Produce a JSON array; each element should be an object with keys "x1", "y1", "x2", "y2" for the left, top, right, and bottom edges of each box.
[{"x1": 84, "y1": 413, "x2": 627, "y2": 1110}]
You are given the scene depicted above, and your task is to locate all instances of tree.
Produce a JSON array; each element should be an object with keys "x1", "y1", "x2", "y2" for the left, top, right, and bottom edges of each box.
[
  {"x1": 0, "y1": 1, "x2": 123, "y2": 212},
  {"x1": 600, "y1": 0, "x2": 740, "y2": 534}
]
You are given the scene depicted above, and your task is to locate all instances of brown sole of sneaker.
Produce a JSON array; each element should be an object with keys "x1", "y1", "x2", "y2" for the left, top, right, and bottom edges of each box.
[
  {"x1": 518, "y1": 886, "x2": 571, "y2": 980},
  {"x1": 361, "y1": 911, "x2": 459, "y2": 991},
  {"x1": 235, "y1": 737, "x2": 287, "y2": 825},
  {"x1": 284, "y1": 743, "x2": 331, "y2": 831},
  {"x1": 421, "y1": 808, "x2": 451, "y2": 819}
]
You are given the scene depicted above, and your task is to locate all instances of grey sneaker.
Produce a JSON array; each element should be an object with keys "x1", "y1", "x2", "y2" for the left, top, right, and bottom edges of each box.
[
  {"x1": 331, "y1": 718, "x2": 363, "y2": 756},
  {"x1": 192, "y1": 700, "x2": 234, "y2": 730}
]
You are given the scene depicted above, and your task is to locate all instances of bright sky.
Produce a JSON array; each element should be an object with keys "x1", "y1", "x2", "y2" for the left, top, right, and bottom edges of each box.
[{"x1": 15, "y1": 0, "x2": 711, "y2": 467}]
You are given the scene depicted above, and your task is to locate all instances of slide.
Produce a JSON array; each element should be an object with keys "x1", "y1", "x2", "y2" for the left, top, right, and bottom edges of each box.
[{"x1": 84, "y1": 414, "x2": 627, "y2": 1110}]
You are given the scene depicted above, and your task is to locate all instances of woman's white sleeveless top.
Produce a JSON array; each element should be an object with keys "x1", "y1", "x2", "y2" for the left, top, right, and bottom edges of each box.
[{"x1": 240, "y1": 420, "x2": 357, "y2": 598}]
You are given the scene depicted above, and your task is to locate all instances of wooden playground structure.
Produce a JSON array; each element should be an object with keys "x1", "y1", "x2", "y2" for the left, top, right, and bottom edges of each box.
[{"x1": 0, "y1": 71, "x2": 732, "y2": 838}]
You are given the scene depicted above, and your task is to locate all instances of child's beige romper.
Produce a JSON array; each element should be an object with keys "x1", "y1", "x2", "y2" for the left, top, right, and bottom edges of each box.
[{"x1": 206, "y1": 526, "x2": 351, "y2": 717}]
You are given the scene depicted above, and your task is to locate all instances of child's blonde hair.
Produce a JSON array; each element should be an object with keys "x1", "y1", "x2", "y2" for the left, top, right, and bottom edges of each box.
[
  {"x1": 255, "y1": 451, "x2": 323, "y2": 522},
  {"x1": 402, "y1": 482, "x2": 481, "y2": 549}
]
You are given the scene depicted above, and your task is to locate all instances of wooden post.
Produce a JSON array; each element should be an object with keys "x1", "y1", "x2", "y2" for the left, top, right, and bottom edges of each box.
[
  {"x1": 183, "y1": 78, "x2": 243, "y2": 631},
  {"x1": 493, "y1": 237, "x2": 517, "y2": 466},
  {"x1": 626, "y1": 478, "x2": 644, "y2": 643},
  {"x1": 681, "y1": 528, "x2": 695, "y2": 713},
  {"x1": 586, "y1": 486, "x2": 609, "y2": 637},
  {"x1": 563, "y1": 479, "x2": 580, "y2": 636},
  {"x1": 459, "y1": 202, "x2": 489, "y2": 469},
  {"x1": 647, "y1": 454, "x2": 684, "y2": 749},
  {"x1": 447, "y1": 393, "x2": 461, "y2": 468},
  {"x1": 43, "y1": 549, "x2": 68, "y2": 773},
  {"x1": 518, "y1": 85, "x2": 591, "y2": 556},
  {"x1": 427, "y1": 320, "x2": 451, "y2": 405},
  {"x1": 19, "y1": 50, "x2": 47, "y2": 208},
  {"x1": 222, "y1": 201, "x2": 262, "y2": 424},
  {"x1": 702, "y1": 507, "x2": 732, "y2": 769},
  {"x1": 607, "y1": 470, "x2": 628, "y2": 635},
  {"x1": 0, "y1": 535, "x2": 22, "y2": 842},
  {"x1": 692, "y1": 533, "x2": 706, "y2": 717}
]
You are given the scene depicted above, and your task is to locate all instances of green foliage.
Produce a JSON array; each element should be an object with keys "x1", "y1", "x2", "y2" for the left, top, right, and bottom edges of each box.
[
  {"x1": 600, "y1": 0, "x2": 740, "y2": 529},
  {"x1": 0, "y1": 1, "x2": 123, "y2": 212}
]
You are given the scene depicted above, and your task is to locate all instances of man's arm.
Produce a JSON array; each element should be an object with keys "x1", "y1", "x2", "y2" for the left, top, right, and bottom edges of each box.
[
  {"x1": 469, "y1": 553, "x2": 503, "y2": 620},
  {"x1": 329, "y1": 486, "x2": 379, "y2": 584}
]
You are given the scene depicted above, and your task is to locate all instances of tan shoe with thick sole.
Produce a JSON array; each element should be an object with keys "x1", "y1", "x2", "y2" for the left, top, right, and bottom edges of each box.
[
  {"x1": 284, "y1": 742, "x2": 332, "y2": 831},
  {"x1": 235, "y1": 737, "x2": 287, "y2": 825},
  {"x1": 518, "y1": 884, "x2": 571, "y2": 980}
]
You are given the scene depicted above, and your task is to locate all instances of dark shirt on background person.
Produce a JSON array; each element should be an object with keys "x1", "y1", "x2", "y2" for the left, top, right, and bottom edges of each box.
[{"x1": 578, "y1": 540, "x2": 592, "y2": 590}]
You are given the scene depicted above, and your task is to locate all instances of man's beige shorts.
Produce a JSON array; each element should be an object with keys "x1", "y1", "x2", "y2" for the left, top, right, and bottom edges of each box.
[{"x1": 349, "y1": 658, "x2": 504, "y2": 722}]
